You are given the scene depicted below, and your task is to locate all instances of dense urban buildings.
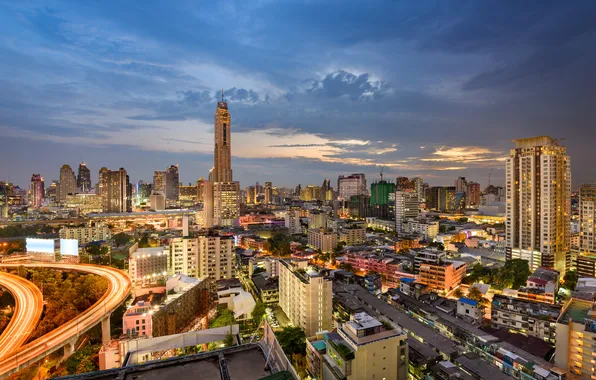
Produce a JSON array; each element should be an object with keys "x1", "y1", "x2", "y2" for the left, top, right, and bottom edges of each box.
[{"x1": 506, "y1": 136, "x2": 571, "y2": 272}]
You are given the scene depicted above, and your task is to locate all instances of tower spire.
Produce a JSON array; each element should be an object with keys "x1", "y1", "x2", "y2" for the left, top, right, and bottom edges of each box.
[{"x1": 221, "y1": 89, "x2": 224, "y2": 102}]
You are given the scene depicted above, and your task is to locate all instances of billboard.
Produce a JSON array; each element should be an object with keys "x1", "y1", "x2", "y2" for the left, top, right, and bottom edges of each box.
[
  {"x1": 26, "y1": 238, "x2": 55, "y2": 254},
  {"x1": 60, "y1": 239, "x2": 79, "y2": 256}
]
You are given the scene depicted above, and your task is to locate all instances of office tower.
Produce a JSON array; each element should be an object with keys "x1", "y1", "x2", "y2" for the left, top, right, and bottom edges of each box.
[
  {"x1": 579, "y1": 184, "x2": 596, "y2": 254},
  {"x1": 285, "y1": 207, "x2": 302, "y2": 234},
  {"x1": 197, "y1": 232, "x2": 235, "y2": 280},
  {"x1": 196, "y1": 177, "x2": 205, "y2": 202},
  {"x1": 99, "y1": 167, "x2": 131, "y2": 213},
  {"x1": 506, "y1": 136, "x2": 571, "y2": 272},
  {"x1": 467, "y1": 182, "x2": 480, "y2": 207},
  {"x1": 204, "y1": 93, "x2": 240, "y2": 227},
  {"x1": 279, "y1": 259, "x2": 332, "y2": 336},
  {"x1": 427, "y1": 186, "x2": 456, "y2": 211},
  {"x1": 153, "y1": 170, "x2": 166, "y2": 194},
  {"x1": 135, "y1": 181, "x2": 152, "y2": 206},
  {"x1": 338, "y1": 173, "x2": 366, "y2": 200},
  {"x1": 165, "y1": 165, "x2": 180, "y2": 206},
  {"x1": 58, "y1": 164, "x2": 77, "y2": 201},
  {"x1": 77, "y1": 163, "x2": 91, "y2": 192},
  {"x1": 395, "y1": 190, "x2": 419, "y2": 233},
  {"x1": 46, "y1": 180, "x2": 58, "y2": 201},
  {"x1": 97, "y1": 168, "x2": 108, "y2": 196},
  {"x1": 411, "y1": 177, "x2": 424, "y2": 202},
  {"x1": 455, "y1": 176, "x2": 467, "y2": 194},
  {"x1": 396, "y1": 176, "x2": 414, "y2": 191},
  {"x1": 370, "y1": 180, "x2": 395, "y2": 206},
  {"x1": 29, "y1": 174, "x2": 44, "y2": 208},
  {"x1": 307, "y1": 312, "x2": 409, "y2": 380},
  {"x1": 264, "y1": 181, "x2": 272, "y2": 204},
  {"x1": 295, "y1": 184, "x2": 302, "y2": 197},
  {"x1": 321, "y1": 178, "x2": 333, "y2": 201}
]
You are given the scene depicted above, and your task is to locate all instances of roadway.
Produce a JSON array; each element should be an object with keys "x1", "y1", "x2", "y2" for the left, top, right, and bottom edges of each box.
[
  {"x1": 0, "y1": 271, "x2": 43, "y2": 359},
  {"x1": 0, "y1": 263, "x2": 131, "y2": 378}
]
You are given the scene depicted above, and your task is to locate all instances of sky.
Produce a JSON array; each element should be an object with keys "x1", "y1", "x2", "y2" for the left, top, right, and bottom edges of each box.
[{"x1": 1, "y1": 0, "x2": 595, "y2": 189}]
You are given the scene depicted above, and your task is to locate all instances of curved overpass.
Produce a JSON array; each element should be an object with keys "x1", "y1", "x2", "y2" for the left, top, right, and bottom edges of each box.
[
  {"x1": 0, "y1": 272, "x2": 43, "y2": 359},
  {"x1": 0, "y1": 263, "x2": 131, "y2": 378}
]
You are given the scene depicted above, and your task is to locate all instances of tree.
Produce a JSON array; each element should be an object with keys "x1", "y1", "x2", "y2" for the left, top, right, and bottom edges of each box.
[
  {"x1": 112, "y1": 232, "x2": 131, "y2": 247},
  {"x1": 276, "y1": 326, "x2": 306, "y2": 357},
  {"x1": 563, "y1": 270, "x2": 579, "y2": 291},
  {"x1": 452, "y1": 288, "x2": 464, "y2": 299},
  {"x1": 339, "y1": 263, "x2": 354, "y2": 273},
  {"x1": 224, "y1": 331, "x2": 235, "y2": 347},
  {"x1": 466, "y1": 286, "x2": 484, "y2": 302},
  {"x1": 210, "y1": 308, "x2": 236, "y2": 328},
  {"x1": 252, "y1": 267, "x2": 266, "y2": 275},
  {"x1": 252, "y1": 300, "x2": 266, "y2": 326}
]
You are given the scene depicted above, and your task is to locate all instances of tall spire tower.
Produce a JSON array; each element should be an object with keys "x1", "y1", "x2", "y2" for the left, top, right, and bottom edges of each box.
[{"x1": 204, "y1": 91, "x2": 240, "y2": 228}]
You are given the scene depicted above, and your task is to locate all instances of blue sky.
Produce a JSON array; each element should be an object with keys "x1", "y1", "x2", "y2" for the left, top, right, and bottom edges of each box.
[{"x1": 1, "y1": 0, "x2": 595, "y2": 189}]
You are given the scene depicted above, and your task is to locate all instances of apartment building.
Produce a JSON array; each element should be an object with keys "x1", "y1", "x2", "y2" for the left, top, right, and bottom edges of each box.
[
  {"x1": 555, "y1": 299, "x2": 596, "y2": 378},
  {"x1": 407, "y1": 219, "x2": 440, "y2": 241},
  {"x1": 59, "y1": 223, "x2": 111, "y2": 245},
  {"x1": 313, "y1": 312, "x2": 408, "y2": 380},
  {"x1": 339, "y1": 225, "x2": 366, "y2": 246},
  {"x1": 279, "y1": 259, "x2": 332, "y2": 336},
  {"x1": 491, "y1": 294, "x2": 561, "y2": 343},
  {"x1": 308, "y1": 228, "x2": 338, "y2": 253},
  {"x1": 417, "y1": 260, "x2": 467, "y2": 293},
  {"x1": 128, "y1": 243, "x2": 169, "y2": 286}
]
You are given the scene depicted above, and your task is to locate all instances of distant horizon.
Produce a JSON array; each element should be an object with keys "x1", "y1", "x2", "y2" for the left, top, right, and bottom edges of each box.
[{"x1": 1, "y1": 2, "x2": 593, "y2": 190}]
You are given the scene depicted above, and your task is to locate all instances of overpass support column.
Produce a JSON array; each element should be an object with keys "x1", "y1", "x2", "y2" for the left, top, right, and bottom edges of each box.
[
  {"x1": 101, "y1": 315, "x2": 111, "y2": 345},
  {"x1": 63, "y1": 341, "x2": 75, "y2": 359}
]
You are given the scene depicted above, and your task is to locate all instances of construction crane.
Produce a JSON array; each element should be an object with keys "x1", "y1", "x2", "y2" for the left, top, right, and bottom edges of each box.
[{"x1": 380, "y1": 166, "x2": 384, "y2": 182}]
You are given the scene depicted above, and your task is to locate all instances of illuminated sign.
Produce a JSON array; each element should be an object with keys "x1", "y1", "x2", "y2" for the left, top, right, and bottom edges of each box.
[
  {"x1": 26, "y1": 238, "x2": 55, "y2": 254},
  {"x1": 60, "y1": 239, "x2": 79, "y2": 256}
]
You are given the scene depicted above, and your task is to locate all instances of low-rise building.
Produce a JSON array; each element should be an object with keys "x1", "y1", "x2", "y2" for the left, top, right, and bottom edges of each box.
[
  {"x1": 456, "y1": 298, "x2": 483, "y2": 322},
  {"x1": 308, "y1": 228, "x2": 337, "y2": 253},
  {"x1": 407, "y1": 219, "x2": 439, "y2": 241},
  {"x1": 123, "y1": 292, "x2": 165, "y2": 337},
  {"x1": 491, "y1": 294, "x2": 561, "y2": 343},
  {"x1": 344, "y1": 250, "x2": 415, "y2": 288},
  {"x1": 252, "y1": 273, "x2": 279, "y2": 304},
  {"x1": 217, "y1": 286, "x2": 256, "y2": 324}
]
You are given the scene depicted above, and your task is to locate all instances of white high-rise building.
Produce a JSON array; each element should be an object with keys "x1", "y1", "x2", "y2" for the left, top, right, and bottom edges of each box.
[
  {"x1": 285, "y1": 207, "x2": 302, "y2": 234},
  {"x1": 411, "y1": 177, "x2": 424, "y2": 202},
  {"x1": 506, "y1": 136, "x2": 571, "y2": 272},
  {"x1": 169, "y1": 232, "x2": 234, "y2": 280},
  {"x1": 279, "y1": 259, "x2": 332, "y2": 336},
  {"x1": 337, "y1": 173, "x2": 367, "y2": 201},
  {"x1": 395, "y1": 191, "x2": 419, "y2": 233}
]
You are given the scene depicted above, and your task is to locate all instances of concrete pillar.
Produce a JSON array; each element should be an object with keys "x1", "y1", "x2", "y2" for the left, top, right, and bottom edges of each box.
[
  {"x1": 63, "y1": 341, "x2": 75, "y2": 359},
  {"x1": 101, "y1": 315, "x2": 111, "y2": 345}
]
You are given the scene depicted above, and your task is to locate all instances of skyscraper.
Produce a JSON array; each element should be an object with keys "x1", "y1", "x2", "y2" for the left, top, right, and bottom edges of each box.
[
  {"x1": 411, "y1": 177, "x2": 424, "y2": 202},
  {"x1": 506, "y1": 136, "x2": 571, "y2": 272},
  {"x1": 165, "y1": 165, "x2": 180, "y2": 207},
  {"x1": 77, "y1": 163, "x2": 91, "y2": 192},
  {"x1": 153, "y1": 170, "x2": 166, "y2": 194},
  {"x1": 579, "y1": 184, "x2": 596, "y2": 254},
  {"x1": 99, "y1": 167, "x2": 131, "y2": 213},
  {"x1": 58, "y1": 164, "x2": 77, "y2": 202},
  {"x1": 29, "y1": 174, "x2": 44, "y2": 208},
  {"x1": 204, "y1": 92, "x2": 240, "y2": 227},
  {"x1": 264, "y1": 181, "x2": 272, "y2": 204},
  {"x1": 467, "y1": 182, "x2": 481, "y2": 207},
  {"x1": 396, "y1": 176, "x2": 414, "y2": 191},
  {"x1": 338, "y1": 173, "x2": 367, "y2": 200},
  {"x1": 455, "y1": 176, "x2": 467, "y2": 194},
  {"x1": 395, "y1": 190, "x2": 419, "y2": 233}
]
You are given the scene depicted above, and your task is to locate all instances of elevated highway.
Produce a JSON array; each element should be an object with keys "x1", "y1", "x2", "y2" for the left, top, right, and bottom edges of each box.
[
  {"x1": 0, "y1": 272, "x2": 43, "y2": 359},
  {"x1": 0, "y1": 263, "x2": 131, "y2": 378}
]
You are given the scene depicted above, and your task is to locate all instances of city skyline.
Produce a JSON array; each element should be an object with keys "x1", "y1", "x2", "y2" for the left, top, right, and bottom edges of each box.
[{"x1": 1, "y1": 1, "x2": 595, "y2": 188}]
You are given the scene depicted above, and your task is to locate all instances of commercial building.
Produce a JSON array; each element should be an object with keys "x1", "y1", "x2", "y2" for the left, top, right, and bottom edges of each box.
[
  {"x1": 406, "y1": 219, "x2": 439, "y2": 240},
  {"x1": 99, "y1": 167, "x2": 131, "y2": 213},
  {"x1": 179, "y1": 184, "x2": 198, "y2": 207},
  {"x1": 490, "y1": 294, "x2": 561, "y2": 343},
  {"x1": 575, "y1": 185, "x2": 596, "y2": 276},
  {"x1": 411, "y1": 177, "x2": 424, "y2": 203},
  {"x1": 339, "y1": 225, "x2": 366, "y2": 246},
  {"x1": 165, "y1": 165, "x2": 180, "y2": 207},
  {"x1": 555, "y1": 299, "x2": 596, "y2": 378},
  {"x1": 344, "y1": 250, "x2": 415, "y2": 288},
  {"x1": 122, "y1": 292, "x2": 163, "y2": 337},
  {"x1": 308, "y1": 228, "x2": 337, "y2": 253},
  {"x1": 264, "y1": 181, "x2": 272, "y2": 204},
  {"x1": 65, "y1": 193, "x2": 103, "y2": 215},
  {"x1": 427, "y1": 186, "x2": 456, "y2": 212},
  {"x1": 279, "y1": 259, "x2": 332, "y2": 336},
  {"x1": 338, "y1": 173, "x2": 367, "y2": 201},
  {"x1": 312, "y1": 312, "x2": 408, "y2": 380},
  {"x1": 58, "y1": 164, "x2": 77, "y2": 202},
  {"x1": 59, "y1": 223, "x2": 111, "y2": 245},
  {"x1": 29, "y1": 174, "x2": 44, "y2": 208},
  {"x1": 129, "y1": 243, "x2": 169, "y2": 286},
  {"x1": 395, "y1": 191, "x2": 419, "y2": 233},
  {"x1": 77, "y1": 163, "x2": 91, "y2": 192},
  {"x1": 370, "y1": 180, "x2": 395, "y2": 206},
  {"x1": 204, "y1": 94, "x2": 240, "y2": 227},
  {"x1": 467, "y1": 182, "x2": 481, "y2": 207},
  {"x1": 506, "y1": 136, "x2": 571, "y2": 272}
]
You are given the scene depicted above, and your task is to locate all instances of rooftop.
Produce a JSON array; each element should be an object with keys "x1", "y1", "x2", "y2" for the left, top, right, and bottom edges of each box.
[
  {"x1": 459, "y1": 298, "x2": 478, "y2": 307},
  {"x1": 558, "y1": 299, "x2": 593, "y2": 324},
  {"x1": 56, "y1": 344, "x2": 291, "y2": 380}
]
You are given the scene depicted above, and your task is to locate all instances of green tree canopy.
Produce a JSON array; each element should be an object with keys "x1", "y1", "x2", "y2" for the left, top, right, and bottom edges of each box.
[
  {"x1": 452, "y1": 288, "x2": 464, "y2": 299},
  {"x1": 563, "y1": 270, "x2": 579, "y2": 291},
  {"x1": 112, "y1": 232, "x2": 131, "y2": 247},
  {"x1": 252, "y1": 300, "x2": 266, "y2": 326},
  {"x1": 210, "y1": 308, "x2": 236, "y2": 328},
  {"x1": 276, "y1": 326, "x2": 306, "y2": 357}
]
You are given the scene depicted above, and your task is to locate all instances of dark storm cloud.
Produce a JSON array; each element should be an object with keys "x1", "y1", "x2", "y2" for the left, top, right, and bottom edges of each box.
[
  {"x1": 219, "y1": 87, "x2": 261, "y2": 103},
  {"x1": 305, "y1": 71, "x2": 390, "y2": 101}
]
